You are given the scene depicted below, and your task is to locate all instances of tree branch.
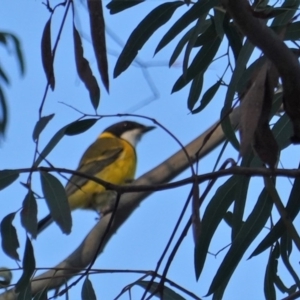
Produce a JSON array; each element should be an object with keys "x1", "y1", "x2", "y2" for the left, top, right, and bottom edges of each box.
[
  {"x1": 0, "y1": 108, "x2": 241, "y2": 299},
  {"x1": 221, "y1": 0, "x2": 300, "y2": 141}
]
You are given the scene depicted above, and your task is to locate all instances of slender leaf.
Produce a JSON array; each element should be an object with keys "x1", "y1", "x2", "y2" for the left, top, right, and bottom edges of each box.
[
  {"x1": 231, "y1": 175, "x2": 250, "y2": 240},
  {"x1": 17, "y1": 284, "x2": 31, "y2": 300},
  {"x1": 0, "y1": 87, "x2": 7, "y2": 135},
  {"x1": 33, "y1": 289, "x2": 48, "y2": 300},
  {"x1": 273, "y1": 113, "x2": 293, "y2": 150},
  {"x1": 0, "y1": 170, "x2": 19, "y2": 191},
  {"x1": 223, "y1": 18, "x2": 243, "y2": 60},
  {"x1": 0, "y1": 65, "x2": 9, "y2": 85},
  {"x1": 87, "y1": 0, "x2": 109, "y2": 92},
  {"x1": 107, "y1": 0, "x2": 144, "y2": 14},
  {"x1": 137, "y1": 281, "x2": 186, "y2": 300},
  {"x1": 250, "y1": 173, "x2": 300, "y2": 258},
  {"x1": 34, "y1": 125, "x2": 67, "y2": 166},
  {"x1": 114, "y1": 1, "x2": 184, "y2": 77},
  {"x1": 183, "y1": 16, "x2": 209, "y2": 77},
  {"x1": 169, "y1": 21, "x2": 211, "y2": 67},
  {"x1": 172, "y1": 34, "x2": 221, "y2": 92},
  {"x1": 280, "y1": 233, "x2": 300, "y2": 288},
  {"x1": 170, "y1": 27, "x2": 193, "y2": 67},
  {"x1": 187, "y1": 73, "x2": 203, "y2": 111},
  {"x1": 271, "y1": 0, "x2": 300, "y2": 26},
  {"x1": 192, "y1": 80, "x2": 221, "y2": 114},
  {"x1": 264, "y1": 244, "x2": 278, "y2": 300},
  {"x1": 194, "y1": 21, "x2": 218, "y2": 47},
  {"x1": 65, "y1": 119, "x2": 98, "y2": 136},
  {"x1": 155, "y1": 0, "x2": 219, "y2": 53},
  {"x1": 81, "y1": 278, "x2": 96, "y2": 300},
  {"x1": 213, "y1": 8, "x2": 225, "y2": 39},
  {"x1": 207, "y1": 188, "x2": 273, "y2": 296},
  {"x1": 15, "y1": 237, "x2": 36, "y2": 293},
  {"x1": 1, "y1": 212, "x2": 19, "y2": 260},
  {"x1": 221, "y1": 39, "x2": 254, "y2": 151},
  {"x1": 40, "y1": 172, "x2": 72, "y2": 234},
  {"x1": 32, "y1": 114, "x2": 54, "y2": 141},
  {"x1": 73, "y1": 24, "x2": 100, "y2": 109},
  {"x1": 195, "y1": 176, "x2": 238, "y2": 279},
  {"x1": 20, "y1": 191, "x2": 38, "y2": 239},
  {"x1": 9, "y1": 34, "x2": 25, "y2": 75},
  {"x1": 41, "y1": 18, "x2": 54, "y2": 90}
]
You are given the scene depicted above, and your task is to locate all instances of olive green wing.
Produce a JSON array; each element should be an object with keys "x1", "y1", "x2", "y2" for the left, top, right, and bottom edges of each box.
[{"x1": 65, "y1": 144, "x2": 123, "y2": 197}]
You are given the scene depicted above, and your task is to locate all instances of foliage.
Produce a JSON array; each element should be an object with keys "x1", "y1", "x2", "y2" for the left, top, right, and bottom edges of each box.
[
  {"x1": 0, "y1": 31, "x2": 24, "y2": 137},
  {"x1": 1, "y1": 0, "x2": 300, "y2": 299}
]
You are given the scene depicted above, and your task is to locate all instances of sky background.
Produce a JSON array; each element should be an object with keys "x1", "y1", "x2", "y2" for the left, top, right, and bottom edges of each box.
[{"x1": 0, "y1": 0, "x2": 299, "y2": 299}]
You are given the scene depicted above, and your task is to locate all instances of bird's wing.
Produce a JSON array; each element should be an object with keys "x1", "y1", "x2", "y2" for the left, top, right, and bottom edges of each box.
[{"x1": 65, "y1": 146, "x2": 123, "y2": 197}]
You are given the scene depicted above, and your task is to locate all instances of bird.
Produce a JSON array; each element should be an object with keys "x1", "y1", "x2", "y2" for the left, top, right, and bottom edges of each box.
[{"x1": 37, "y1": 120, "x2": 155, "y2": 234}]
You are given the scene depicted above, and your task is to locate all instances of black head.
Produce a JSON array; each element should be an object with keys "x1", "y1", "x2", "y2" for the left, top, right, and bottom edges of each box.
[
  {"x1": 103, "y1": 121, "x2": 155, "y2": 146},
  {"x1": 104, "y1": 121, "x2": 155, "y2": 137}
]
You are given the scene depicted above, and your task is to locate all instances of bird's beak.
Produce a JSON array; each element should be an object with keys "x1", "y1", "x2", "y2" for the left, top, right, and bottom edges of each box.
[{"x1": 142, "y1": 126, "x2": 156, "y2": 133}]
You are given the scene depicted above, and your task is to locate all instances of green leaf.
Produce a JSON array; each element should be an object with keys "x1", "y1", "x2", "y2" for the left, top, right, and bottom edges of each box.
[
  {"x1": 0, "y1": 87, "x2": 8, "y2": 135},
  {"x1": 17, "y1": 284, "x2": 31, "y2": 300},
  {"x1": 87, "y1": 0, "x2": 109, "y2": 92},
  {"x1": 207, "y1": 188, "x2": 273, "y2": 296},
  {"x1": 73, "y1": 24, "x2": 100, "y2": 110},
  {"x1": 183, "y1": 16, "x2": 209, "y2": 77},
  {"x1": 15, "y1": 237, "x2": 36, "y2": 293},
  {"x1": 213, "y1": 8, "x2": 225, "y2": 38},
  {"x1": 192, "y1": 80, "x2": 221, "y2": 114},
  {"x1": 1, "y1": 213, "x2": 20, "y2": 260},
  {"x1": 155, "y1": 0, "x2": 219, "y2": 53},
  {"x1": 114, "y1": 1, "x2": 184, "y2": 77},
  {"x1": 223, "y1": 18, "x2": 243, "y2": 60},
  {"x1": 0, "y1": 170, "x2": 19, "y2": 191},
  {"x1": 169, "y1": 27, "x2": 193, "y2": 67},
  {"x1": 222, "y1": 39, "x2": 254, "y2": 113},
  {"x1": 41, "y1": 17, "x2": 54, "y2": 90},
  {"x1": 273, "y1": 113, "x2": 293, "y2": 150},
  {"x1": 271, "y1": 0, "x2": 300, "y2": 26},
  {"x1": 0, "y1": 267, "x2": 12, "y2": 288},
  {"x1": 231, "y1": 175, "x2": 250, "y2": 240},
  {"x1": 106, "y1": 0, "x2": 144, "y2": 14},
  {"x1": 169, "y1": 21, "x2": 211, "y2": 67},
  {"x1": 193, "y1": 21, "x2": 218, "y2": 47},
  {"x1": 220, "y1": 39, "x2": 254, "y2": 152},
  {"x1": 40, "y1": 172, "x2": 72, "y2": 234},
  {"x1": 137, "y1": 281, "x2": 186, "y2": 300},
  {"x1": 65, "y1": 119, "x2": 98, "y2": 136},
  {"x1": 280, "y1": 233, "x2": 300, "y2": 288},
  {"x1": 220, "y1": 113, "x2": 240, "y2": 151},
  {"x1": 33, "y1": 289, "x2": 48, "y2": 300},
  {"x1": 195, "y1": 176, "x2": 238, "y2": 280},
  {"x1": 9, "y1": 34, "x2": 25, "y2": 75},
  {"x1": 172, "y1": 34, "x2": 221, "y2": 92},
  {"x1": 236, "y1": 56, "x2": 266, "y2": 94},
  {"x1": 187, "y1": 73, "x2": 203, "y2": 111},
  {"x1": 81, "y1": 278, "x2": 97, "y2": 300},
  {"x1": 32, "y1": 114, "x2": 54, "y2": 141},
  {"x1": 0, "y1": 65, "x2": 9, "y2": 85},
  {"x1": 250, "y1": 172, "x2": 300, "y2": 258},
  {"x1": 20, "y1": 191, "x2": 38, "y2": 239},
  {"x1": 264, "y1": 243, "x2": 278, "y2": 300},
  {"x1": 34, "y1": 125, "x2": 67, "y2": 166}
]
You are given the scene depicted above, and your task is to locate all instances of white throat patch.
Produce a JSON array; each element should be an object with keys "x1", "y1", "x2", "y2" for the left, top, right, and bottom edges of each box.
[{"x1": 121, "y1": 128, "x2": 142, "y2": 147}]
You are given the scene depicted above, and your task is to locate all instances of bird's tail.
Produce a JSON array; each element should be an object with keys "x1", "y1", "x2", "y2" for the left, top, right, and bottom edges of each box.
[{"x1": 37, "y1": 214, "x2": 53, "y2": 234}]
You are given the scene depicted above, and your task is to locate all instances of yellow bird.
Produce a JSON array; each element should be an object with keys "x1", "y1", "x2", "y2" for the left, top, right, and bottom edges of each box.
[{"x1": 37, "y1": 120, "x2": 155, "y2": 233}]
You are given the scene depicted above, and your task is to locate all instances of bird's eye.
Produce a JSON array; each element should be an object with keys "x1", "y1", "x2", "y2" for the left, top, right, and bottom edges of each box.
[{"x1": 123, "y1": 122, "x2": 128, "y2": 128}]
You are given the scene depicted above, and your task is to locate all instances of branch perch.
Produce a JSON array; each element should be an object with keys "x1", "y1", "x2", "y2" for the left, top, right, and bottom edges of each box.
[{"x1": 0, "y1": 108, "x2": 240, "y2": 299}]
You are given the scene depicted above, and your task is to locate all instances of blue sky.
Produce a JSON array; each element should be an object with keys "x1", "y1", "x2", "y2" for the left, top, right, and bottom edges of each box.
[{"x1": 0, "y1": 1, "x2": 299, "y2": 299}]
